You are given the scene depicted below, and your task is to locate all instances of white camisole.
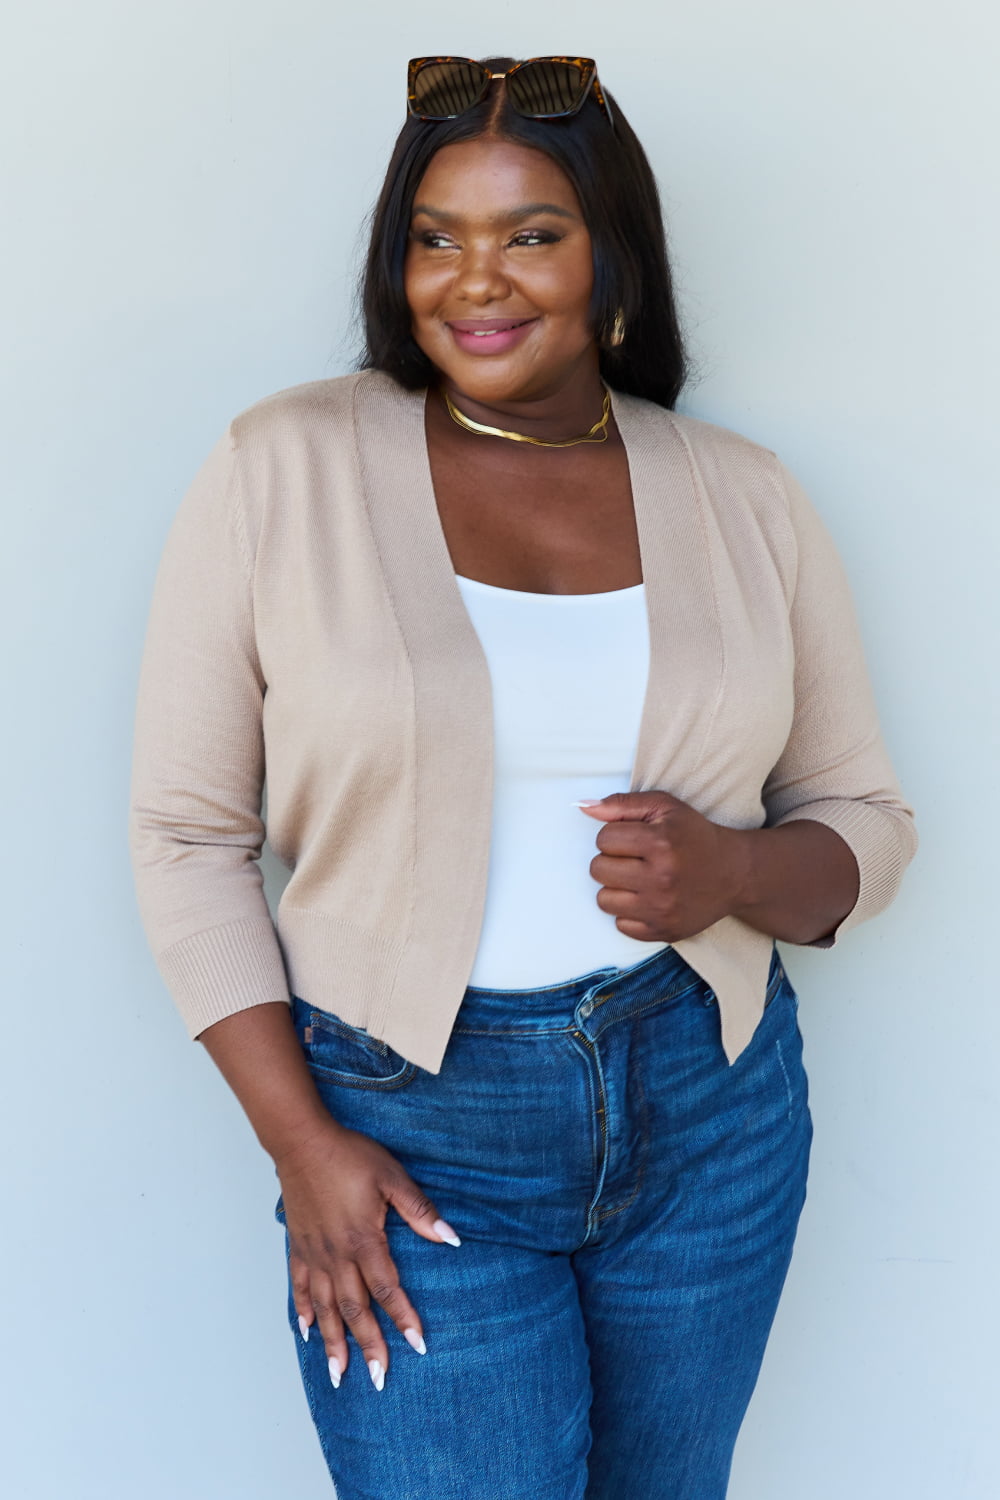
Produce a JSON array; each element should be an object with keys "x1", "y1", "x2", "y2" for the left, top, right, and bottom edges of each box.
[{"x1": 456, "y1": 574, "x2": 668, "y2": 990}]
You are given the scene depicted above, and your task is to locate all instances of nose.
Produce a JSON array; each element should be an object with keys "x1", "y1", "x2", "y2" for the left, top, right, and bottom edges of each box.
[{"x1": 452, "y1": 242, "x2": 512, "y2": 306}]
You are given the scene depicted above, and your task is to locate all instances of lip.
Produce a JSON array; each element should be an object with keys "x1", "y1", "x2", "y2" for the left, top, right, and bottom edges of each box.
[{"x1": 445, "y1": 316, "x2": 539, "y2": 356}]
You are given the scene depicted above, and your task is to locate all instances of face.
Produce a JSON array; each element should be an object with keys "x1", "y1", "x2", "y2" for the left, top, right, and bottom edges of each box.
[{"x1": 404, "y1": 137, "x2": 597, "y2": 407}]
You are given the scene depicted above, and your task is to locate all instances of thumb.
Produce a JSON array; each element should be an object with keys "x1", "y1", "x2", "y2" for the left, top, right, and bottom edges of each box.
[
  {"x1": 575, "y1": 790, "x2": 683, "y2": 823},
  {"x1": 386, "y1": 1174, "x2": 462, "y2": 1248}
]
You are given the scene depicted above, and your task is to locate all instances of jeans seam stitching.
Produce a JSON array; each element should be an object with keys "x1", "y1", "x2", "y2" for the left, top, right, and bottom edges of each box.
[
  {"x1": 774, "y1": 1037, "x2": 794, "y2": 1121},
  {"x1": 590, "y1": 977, "x2": 706, "y2": 1038},
  {"x1": 593, "y1": 973, "x2": 705, "y2": 1017},
  {"x1": 305, "y1": 1061, "x2": 416, "y2": 1091},
  {"x1": 450, "y1": 1024, "x2": 573, "y2": 1037},
  {"x1": 568, "y1": 1031, "x2": 609, "y2": 1242}
]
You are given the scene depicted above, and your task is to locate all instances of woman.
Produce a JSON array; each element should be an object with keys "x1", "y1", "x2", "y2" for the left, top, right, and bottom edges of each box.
[{"x1": 129, "y1": 56, "x2": 916, "y2": 1499}]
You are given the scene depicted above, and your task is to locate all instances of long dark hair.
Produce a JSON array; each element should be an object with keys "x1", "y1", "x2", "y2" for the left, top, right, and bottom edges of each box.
[{"x1": 360, "y1": 59, "x2": 688, "y2": 410}]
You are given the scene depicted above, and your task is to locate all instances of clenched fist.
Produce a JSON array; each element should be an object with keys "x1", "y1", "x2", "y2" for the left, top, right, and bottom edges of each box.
[{"x1": 580, "y1": 790, "x2": 750, "y2": 943}]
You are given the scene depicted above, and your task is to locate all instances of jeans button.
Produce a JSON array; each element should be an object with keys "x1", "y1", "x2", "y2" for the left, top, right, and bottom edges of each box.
[{"x1": 579, "y1": 998, "x2": 595, "y2": 1019}]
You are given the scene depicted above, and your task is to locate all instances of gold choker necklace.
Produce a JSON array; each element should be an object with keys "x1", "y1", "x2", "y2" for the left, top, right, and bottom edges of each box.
[{"x1": 443, "y1": 388, "x2": 611, "y2": 448}]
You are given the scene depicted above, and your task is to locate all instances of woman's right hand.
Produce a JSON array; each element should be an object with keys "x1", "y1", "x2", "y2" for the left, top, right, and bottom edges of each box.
[
  {"x1": 274, "y1": 1119, "x2": 461, "y2": 1390},
  {"x1": 196, "y1": 1001, "x2": 460, "y2": 1389}
]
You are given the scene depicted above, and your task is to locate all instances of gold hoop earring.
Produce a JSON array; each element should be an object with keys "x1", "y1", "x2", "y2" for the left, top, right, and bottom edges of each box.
[{"x1": 608, "y1": 308, "x2": 626, "y2": 348}]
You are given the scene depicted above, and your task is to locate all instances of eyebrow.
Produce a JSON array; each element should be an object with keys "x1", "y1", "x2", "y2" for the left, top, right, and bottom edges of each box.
[{"x1": 411, "y1": 201, "x2": 579, "y2": 225}]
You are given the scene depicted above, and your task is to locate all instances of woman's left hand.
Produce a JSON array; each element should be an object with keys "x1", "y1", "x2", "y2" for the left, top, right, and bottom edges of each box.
[{"x1": 581, "y1": 791, "x2": 748, "y2": 943}]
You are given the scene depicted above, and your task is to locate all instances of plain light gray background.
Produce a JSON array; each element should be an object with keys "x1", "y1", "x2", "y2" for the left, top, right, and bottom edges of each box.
[{"x1": 3, "y1": 2, "x2": 997, "y2": 1496}]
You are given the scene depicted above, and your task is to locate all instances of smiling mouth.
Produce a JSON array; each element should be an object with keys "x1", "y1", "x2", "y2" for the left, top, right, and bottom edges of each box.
[{"x1": 447, "y1": 318, "x2": 537, "y2": 338}]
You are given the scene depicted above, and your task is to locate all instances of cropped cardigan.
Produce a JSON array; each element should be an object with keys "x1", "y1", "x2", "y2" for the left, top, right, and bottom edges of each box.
[{"x1": 128, "y1": 369, "x2": 916, "y2": 1074}]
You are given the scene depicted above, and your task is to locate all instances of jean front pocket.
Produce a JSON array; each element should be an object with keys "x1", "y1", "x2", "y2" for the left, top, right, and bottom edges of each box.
[{"x1": 297, "y1": 1002, "x2": 418, "y2": 1092}]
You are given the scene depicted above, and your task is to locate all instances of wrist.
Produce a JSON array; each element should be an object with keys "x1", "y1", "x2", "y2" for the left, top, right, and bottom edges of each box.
[
  {"x1": 722, "y1": 826, "x2": 761, "y2": 919},
  {"x1": 261, "y1": 1109, "x2": 347, "y2": 1170}
]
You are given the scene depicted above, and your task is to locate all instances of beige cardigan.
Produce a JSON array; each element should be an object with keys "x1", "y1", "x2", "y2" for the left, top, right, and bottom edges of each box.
[{"x1": 129, "y1": 370, "x2": 916, "y2": 1073}]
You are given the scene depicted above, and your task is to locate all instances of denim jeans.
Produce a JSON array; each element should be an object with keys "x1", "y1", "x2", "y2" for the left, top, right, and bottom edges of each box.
[{"x1": 277, "y1": 944, "x2": 812, "y2": 1499}]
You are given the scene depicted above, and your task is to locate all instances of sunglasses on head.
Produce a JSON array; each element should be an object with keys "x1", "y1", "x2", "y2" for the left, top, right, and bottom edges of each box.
[{"x1": 407, "y1": 56, "x2": 614, "y2": 130}]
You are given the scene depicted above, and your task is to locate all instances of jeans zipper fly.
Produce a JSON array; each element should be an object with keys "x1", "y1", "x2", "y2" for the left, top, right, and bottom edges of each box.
[{"x1": 572, "y1": 1027, "x2": 609, "y2": 1170}]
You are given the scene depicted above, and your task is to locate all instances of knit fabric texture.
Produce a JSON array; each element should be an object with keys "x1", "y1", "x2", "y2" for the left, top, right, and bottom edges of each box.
[{"x1": 128, "y1": 371, "x2": 917, "y2": 1073}]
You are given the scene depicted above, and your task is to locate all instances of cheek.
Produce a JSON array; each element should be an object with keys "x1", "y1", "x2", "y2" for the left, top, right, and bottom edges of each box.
[
  {"x1": 534, "y1": 247, "x2": 594, "y2": 324},
  {"x1": 542, "y1": 278, "x2": 595, "y2": 336},
  {"x1": 403, "y1": 250, "x2": 430, "y2": 313},
  {"x1": 404, "y1": 258, "x2": 451, "y2": 329}
]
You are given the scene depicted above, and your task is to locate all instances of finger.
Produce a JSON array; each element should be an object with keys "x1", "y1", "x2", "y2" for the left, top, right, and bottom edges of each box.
[
  {"x1": 595, "y1": 821, "x2": 660, "y2": 857},
  {"x1": 596, "y1": 885, "x2": 645, "y2": 917},
  {"x1": 615, "y1": 916, "x2": 660, "y2": 940},
  {"x1": 307, "y1": 1267, "x2": 350, "y2": 1389},
  {"x1": 356, "y1": 1242, "x2": 427, "y2": 1357},
  {"x1": 589, "y1": 852, "x2": 646, "y2": 889},
  {"x1": 290, "y1": 1251, "x2": 316, "y2": 1344},
  {"x1": 577, "y1": 790, "x2": 683, "y2": 822},
  {"x1": 386, "y1": 1172, "x2": 462, "y2": 1248},
  {"x1": 334, "y1": 1264, "x2": 391, "y2": 1390}
]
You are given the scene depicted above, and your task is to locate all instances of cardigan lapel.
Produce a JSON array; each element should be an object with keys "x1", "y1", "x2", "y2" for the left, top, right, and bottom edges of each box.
[
  {"x1": 351, "y1": 371, "x2": 495, "y2": 1052},
  {"x1": 608, "y1": 390, "x2": 725, "y2": 800},
  {"x1": 609, "y1": 391, "x2": 770, "y2": 1060}
]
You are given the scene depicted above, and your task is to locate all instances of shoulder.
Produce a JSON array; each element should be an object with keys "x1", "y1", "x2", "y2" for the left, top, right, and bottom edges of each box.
[
  {"x1": 612, "y1": 390, "x2": 791, "y2": 516},
  {"x1": 612, "y1": 391, "x2": 828, "y2": 603},
  {"x1": 671, "y1": 411, "x2": 796, "y2": 531},
  {"x1": 612, "y1": 388, "x2": 779, "y2": 467},
  {"x1": 665, "y1": 409, "x2": 780, "y2": 471},
  {"x1": 205, "y1": 371, "x2": 425, "y2": 547},
  {"x1": 225, "y1": 369, "x2": 415, "y2": 452}
]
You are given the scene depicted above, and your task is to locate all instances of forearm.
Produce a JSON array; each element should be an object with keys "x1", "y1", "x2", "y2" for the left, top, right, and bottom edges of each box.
[
  {"x1": 727, "y1": 820, "x2": 860, "y2": 944},
  {"x1": 198, "y1": 1002, "x2": 344, "y2": 1165}
]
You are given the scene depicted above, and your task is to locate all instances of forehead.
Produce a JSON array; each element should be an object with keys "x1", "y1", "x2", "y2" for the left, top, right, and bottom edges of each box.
[{"x1": 413, "y1": 137, "x2": 582, "y2": 217}]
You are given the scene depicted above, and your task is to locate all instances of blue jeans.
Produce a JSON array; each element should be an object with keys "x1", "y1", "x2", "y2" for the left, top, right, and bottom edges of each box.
[{"x1": 278, "y1": 944, "x2": 811, "y2": 1499}]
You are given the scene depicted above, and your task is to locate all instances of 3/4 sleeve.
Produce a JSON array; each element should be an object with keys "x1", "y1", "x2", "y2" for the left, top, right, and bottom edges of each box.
[
  {"x1": 762, "y1": 464, "x2": 917, "y2": 944},
  {"x1": 128, "y1": 429, "x2": 291, "y2": 1036}
]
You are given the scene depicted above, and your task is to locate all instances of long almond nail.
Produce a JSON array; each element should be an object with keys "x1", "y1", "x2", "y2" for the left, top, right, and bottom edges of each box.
[
  {"x1": 297, "y1": 1315, "x2": 310, "y2": 1343},
  {"x1": 328, "y1": 1356, "x2": 342, "y2": 1390},
  {"x1": 368, "y1": 1359, "x2": 385, "y2": 1391},
  {"x1": 403, "y1": 1328, "x2": 427, "y2": 1355},
  {"x1": 433, "y1": 1218, "x2": 461, "y2": 1247}
]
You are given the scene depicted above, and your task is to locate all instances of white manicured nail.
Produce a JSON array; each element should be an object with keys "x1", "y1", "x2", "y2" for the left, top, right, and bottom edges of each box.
[
  {"x1": 368, "y1": 1359, "x2": 385, "y2": 1391},
  {"x1": 573, "y1": 799, "x2": 602, "y2": 808},
  {"x1": 403, "y1": 1328, "x2": 427, "y2": 1355},
  {"x1": 297, "y1": 1315, "x2": 310, "y2": 1343},
  {"x1": 433, "y1": 1218, "x2": 461, "y2": 1247},
  {"x1": 328, "y1": 1356, "x2": 342, "y2": 1389}
]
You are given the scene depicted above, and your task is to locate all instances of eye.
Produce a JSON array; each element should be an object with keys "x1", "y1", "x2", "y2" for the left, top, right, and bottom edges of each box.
[
  {"x1": 413, "y1": 229, "x2": 458, "y2": 250},
  {"x1": 509, "y1": 229, "x2": 561, "y2": 247}
]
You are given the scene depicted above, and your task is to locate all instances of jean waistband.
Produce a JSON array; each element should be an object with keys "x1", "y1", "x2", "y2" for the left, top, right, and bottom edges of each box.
[{"x1": 452, "y1": 944, "x2": 711, "y2": 1035}]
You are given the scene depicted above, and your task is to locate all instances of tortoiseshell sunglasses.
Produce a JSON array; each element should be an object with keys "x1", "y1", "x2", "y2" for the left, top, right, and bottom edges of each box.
[{"x1": 407, "y1": 57, "x2": 614, "y2": 130}]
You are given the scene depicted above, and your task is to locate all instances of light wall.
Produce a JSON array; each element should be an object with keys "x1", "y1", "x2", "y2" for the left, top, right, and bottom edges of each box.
[{"x1": 2, "y1": 2, "x2": 996, "y2": 1496}]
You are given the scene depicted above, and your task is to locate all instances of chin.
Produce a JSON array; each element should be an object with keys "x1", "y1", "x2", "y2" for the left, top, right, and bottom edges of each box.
[
  {"x1": 448, "y1": 356, "x2": 568, "y2": 406},
  {"x1": 449, "y1": 369, "x2": 536, "y2": 404}
]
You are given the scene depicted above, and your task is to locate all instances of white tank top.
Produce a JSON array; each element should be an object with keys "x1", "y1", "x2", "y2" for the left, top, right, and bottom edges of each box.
[{"x1": 456, "y1": 574, "x2": 668, "y2": 989}]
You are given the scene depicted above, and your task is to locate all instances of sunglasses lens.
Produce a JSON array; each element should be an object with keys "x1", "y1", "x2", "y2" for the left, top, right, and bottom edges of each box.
[
  {"x1": 412, "y1": 60, "x2": 489, "y2": 118},
  {"x1": 507, "y1": 60, "x2": 588, "y2": 117}
]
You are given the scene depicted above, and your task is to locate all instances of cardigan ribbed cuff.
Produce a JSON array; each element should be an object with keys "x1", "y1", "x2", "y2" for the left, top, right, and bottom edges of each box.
[
  {"x1": 157, "y1": 917, "x2": 291, "y2": 1039},
  {"x1": 774, "y1": 798, "x2": 916, "y2": 947}
]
